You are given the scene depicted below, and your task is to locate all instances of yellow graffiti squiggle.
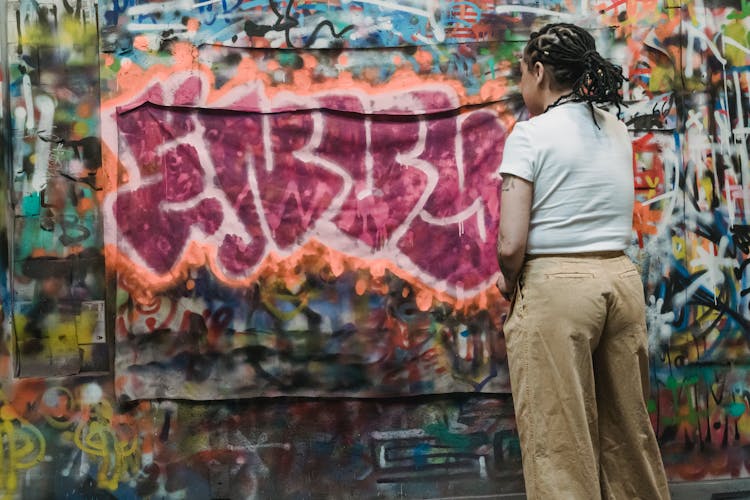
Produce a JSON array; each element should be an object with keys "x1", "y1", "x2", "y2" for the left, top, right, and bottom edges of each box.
[
  {"x1": 0, "y1": 405, "x2": 46, "y2": 500},
  {"x1": 73, "y1": 403, "x2": 139, "y2": 491}
]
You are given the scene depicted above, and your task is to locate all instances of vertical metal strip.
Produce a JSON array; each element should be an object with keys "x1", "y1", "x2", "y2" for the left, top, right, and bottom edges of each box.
[{"x1": 0, "y1": 0, "x2": 15, "y2": 378}]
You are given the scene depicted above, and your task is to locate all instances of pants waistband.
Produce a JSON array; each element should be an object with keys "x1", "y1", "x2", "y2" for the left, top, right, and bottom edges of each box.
[{"x1": 526, "y1": 250, "x2": 625, "y2": 260}]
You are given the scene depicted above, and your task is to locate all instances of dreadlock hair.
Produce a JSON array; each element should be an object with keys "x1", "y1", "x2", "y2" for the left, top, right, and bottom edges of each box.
[{"x1": 523, "y1": 23, "x2": 626, "y2": 127}]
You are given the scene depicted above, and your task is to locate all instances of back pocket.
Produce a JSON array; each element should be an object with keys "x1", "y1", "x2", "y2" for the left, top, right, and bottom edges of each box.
[
  {"x1": 545, "y1": 272, "x2": 595, "y2": 279},
  {"x1": 618, "y1": 268, "x2": 639, "y2": 279}
]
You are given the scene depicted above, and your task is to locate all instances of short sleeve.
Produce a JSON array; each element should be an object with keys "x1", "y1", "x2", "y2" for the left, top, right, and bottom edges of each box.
[{"x1": 498, "y1": 122, "x2": 535, "y2": 182}]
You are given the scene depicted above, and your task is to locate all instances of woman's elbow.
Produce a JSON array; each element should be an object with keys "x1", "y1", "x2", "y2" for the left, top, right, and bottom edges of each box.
[{"x1": 497, "y1": 239, "x2": 525, "y2": 262}]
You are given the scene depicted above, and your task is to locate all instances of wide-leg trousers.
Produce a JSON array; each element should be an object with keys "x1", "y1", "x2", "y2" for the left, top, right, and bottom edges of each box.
[{"x1": 503, "y1": 252, "x2": 670, "y2": 500}]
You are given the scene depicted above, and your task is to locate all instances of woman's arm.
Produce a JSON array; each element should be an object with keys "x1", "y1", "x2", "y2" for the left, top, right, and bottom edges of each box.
[{"x1": 496, "y1": 173, "x2": 533, "y2": 296}]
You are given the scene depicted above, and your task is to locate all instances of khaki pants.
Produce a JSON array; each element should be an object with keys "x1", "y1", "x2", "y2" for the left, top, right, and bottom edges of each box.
[{"x1": 503, "y1": 253, "x2": 670, "y2": 500}]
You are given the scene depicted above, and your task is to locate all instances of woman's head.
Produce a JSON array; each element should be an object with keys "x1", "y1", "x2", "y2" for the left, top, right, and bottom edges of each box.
[{"x1": 519, "y1": 23, "x2": 625, "y2": 117}]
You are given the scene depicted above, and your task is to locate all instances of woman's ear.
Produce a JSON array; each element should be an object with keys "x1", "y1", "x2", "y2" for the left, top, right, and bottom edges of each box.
[{"x1": 532, "y1": 61, "x2": 545, "y2": 87}]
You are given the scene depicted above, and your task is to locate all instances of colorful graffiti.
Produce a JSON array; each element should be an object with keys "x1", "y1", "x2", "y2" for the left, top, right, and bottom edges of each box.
[
  {"x1": 100, "y1": 0, "x2": 569, "y2": 49},
  {"x1": 104, "y1": 67, "x2": 511, "y2": 399},
  {"x1": 6, "y1": 1, "x2": 106, "y2": 378},
  {"x1": 6, "y1": 0, "x2": 750, "y2": 497},
  {"x1": 0, "y1": 379, "x2": 523, "y2": 498}
]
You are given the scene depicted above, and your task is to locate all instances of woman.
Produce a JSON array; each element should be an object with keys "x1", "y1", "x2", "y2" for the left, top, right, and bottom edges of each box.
[{"x1": 496, "y1": 23, "x2": 670, "y2": 499}]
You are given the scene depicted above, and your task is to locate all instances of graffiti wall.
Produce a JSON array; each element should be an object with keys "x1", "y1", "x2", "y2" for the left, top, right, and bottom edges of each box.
[
  {"x1": 3, "y1": 0, "x2": 750, "y2": 497},
  {"x1": 6, "y1": 1, "x2": 106, "y2": 379}
]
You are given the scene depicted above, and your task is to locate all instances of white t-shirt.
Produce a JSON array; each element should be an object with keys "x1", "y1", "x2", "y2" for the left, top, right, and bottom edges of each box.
[{"x1": 498, "y1": 102, "x2": 634, "y2": 255}]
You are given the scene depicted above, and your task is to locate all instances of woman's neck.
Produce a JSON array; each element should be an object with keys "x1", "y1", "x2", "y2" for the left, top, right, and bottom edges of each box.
[{"x1": 542, "y1": 88, "x2": 575, "y2": 112}]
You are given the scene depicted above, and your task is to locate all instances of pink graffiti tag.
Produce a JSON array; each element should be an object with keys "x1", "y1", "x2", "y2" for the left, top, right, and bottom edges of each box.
[{"x1": 114, "y1": 85, "x2": 505, "y2": 293}]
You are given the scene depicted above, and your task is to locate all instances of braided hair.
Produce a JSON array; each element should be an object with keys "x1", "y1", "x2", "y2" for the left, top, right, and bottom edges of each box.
[{"x1": 523, "y1": 23, "x2": 626, "y2": 126}]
